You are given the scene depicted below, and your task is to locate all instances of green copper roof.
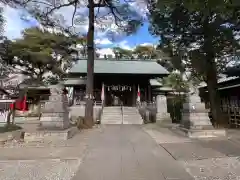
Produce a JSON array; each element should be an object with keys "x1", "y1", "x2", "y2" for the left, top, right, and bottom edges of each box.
[
  {"x1": 69, "y1": 59, "x2": 169, "y2": 75},
  {"x1": 62, "y1": 78, "x2": 86, "y2": 85},
  {"x1": 149, "y1": 79, "x2": 163, "y2": 86}
]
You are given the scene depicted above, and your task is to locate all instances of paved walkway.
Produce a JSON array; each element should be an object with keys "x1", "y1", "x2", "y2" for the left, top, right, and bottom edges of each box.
[
  {"x1": 72, "y1": 125, "x2": 193, "y2": 180},
  {"x1": 2, "y1": 124, "x2": 240, "y2": 179}
]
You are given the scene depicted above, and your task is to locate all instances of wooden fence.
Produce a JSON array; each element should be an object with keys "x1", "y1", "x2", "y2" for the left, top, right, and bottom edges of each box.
[{"x1": 220, "y1": 97, "x2": 240, "y2": 128}]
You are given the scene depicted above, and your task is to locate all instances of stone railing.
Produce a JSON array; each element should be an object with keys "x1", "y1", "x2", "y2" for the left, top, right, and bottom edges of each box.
[
  {"x1": 39, "y1": 99, "x2": 103, "y2": 122},
  {"x1": 69, "y1": 101, "x2": 103, "y2": 122},
  {"x1": 137, "y1": 101, "x2": 157, "y2": 123}
]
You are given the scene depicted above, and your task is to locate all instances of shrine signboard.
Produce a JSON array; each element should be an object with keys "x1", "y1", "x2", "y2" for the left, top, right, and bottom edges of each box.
[{"x1": 106, "y1": 85, "x2": 132, "y2": 92}]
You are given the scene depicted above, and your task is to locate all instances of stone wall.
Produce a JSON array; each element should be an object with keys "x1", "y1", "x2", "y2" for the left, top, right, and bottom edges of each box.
[{"x1": 69, "y1": 105, "x2": 103, "y2": 122}]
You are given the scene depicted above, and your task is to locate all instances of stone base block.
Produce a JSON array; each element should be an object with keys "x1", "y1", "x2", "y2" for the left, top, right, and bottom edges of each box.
[
  {"x1": 23, "y1": 127, "x2": 78, "y2": 143},
  {"x1": 181, "y1": 112, "x2": 213, "y2": 129},
  {"x1": 177, "y1": 126, "x2": 226, "y2": 138},
  {"x1": 156, "y1": 112, "x2": 171, "y2": 123},
  {"x1": 40, "y1": 115, "x2": 70, "y2": 130}
]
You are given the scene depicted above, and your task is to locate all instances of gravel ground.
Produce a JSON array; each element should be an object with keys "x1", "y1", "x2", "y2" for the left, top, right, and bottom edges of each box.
[
  {"x1": 0, "y1": 159, "x2": 81, "y2": 180},
  {"x1": 181, "y1": 157, "x2": 240, "y2": 180}
]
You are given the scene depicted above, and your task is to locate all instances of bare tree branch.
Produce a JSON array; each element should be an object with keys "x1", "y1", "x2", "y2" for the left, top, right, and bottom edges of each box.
[
  {"x1": 45, "y1": 0, "x2": 77, "y2": 16},
  {"x1": 71, "y1": 0, "x2": 78, "y2": 26}
]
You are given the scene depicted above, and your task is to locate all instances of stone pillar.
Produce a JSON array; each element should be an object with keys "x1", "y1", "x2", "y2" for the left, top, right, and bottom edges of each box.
[
  {"x1": 40, "y1": 84, "x2": 70, "y2": 130},
  {"x1": 181, "y1": 92, "x2": 213, "y2": 130},
  {"x1": 156, "y1": 94, "x2": 171, "y2": 123}
]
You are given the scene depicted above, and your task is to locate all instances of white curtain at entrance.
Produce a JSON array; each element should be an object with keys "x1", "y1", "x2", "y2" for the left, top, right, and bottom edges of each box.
[{"x1": 101, "y1": 83, "x2": 105, "y2": 103}]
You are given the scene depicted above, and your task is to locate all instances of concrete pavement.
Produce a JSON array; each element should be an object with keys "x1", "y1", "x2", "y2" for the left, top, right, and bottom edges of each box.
[
  {"x1": 2, "y1": 124, "x2": 240, "y2": 179},
  {"x1": 144, "y1": 123, "x2": 240, "y2": 180},
  {"x1": 72, "y1": 125, "x2": 193, "y2": 180}
]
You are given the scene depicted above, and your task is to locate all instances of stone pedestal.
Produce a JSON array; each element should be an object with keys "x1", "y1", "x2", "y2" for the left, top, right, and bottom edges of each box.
[
  {"x1": 179, "y1": 91, "x2": 226, "y2": 138},
  {"x1": 21, "y1": 84, "x2": 78, "y2": 143},
  {"x1": 156, "y1": 95, "x2": 171, "y2": 123},
  {"x1": 40, "y1": 84, "x2": 70, "y2": 130},
  {"x1": 181, "y1": 94, "x2": 212, "y2": 130}
]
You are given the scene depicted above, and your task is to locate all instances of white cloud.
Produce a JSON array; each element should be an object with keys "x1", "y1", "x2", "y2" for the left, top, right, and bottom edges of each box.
[
  {"x1": 118, "y1": 40, "x2": 132, "y2": 50},
  {"x1": 95, "y1": 38, "x2": 112, "y2": 45},
  {"x1": 2, "y1": 5, "x2": 27, "y2": 39},
  {"x1": 140, "y1": 42, "x2": 152, "y2": 46},
  {"x1": 19, "y1": 0, "x2": 145, "y2": 40},
  {"x1": 129, "y1": 0, "x2": 149, "y2": 21},
  {"x1": 96, "y1": 48, "x2": 115, "y2": 58},
  {"x1": 139, "y1": 42, "x2": 158, "y2": 48},
  {"x1": 2, "y1": 0, "x2": 148, "y2": 44}
]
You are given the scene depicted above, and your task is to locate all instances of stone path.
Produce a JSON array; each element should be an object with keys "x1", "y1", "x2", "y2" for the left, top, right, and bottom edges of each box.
[
  {"x1": 143, "y1": 123, "x2": 191, "y2": 144},
  {"x1": 2, "y1": 123, "x2": 240, "y2": 180},
  {"x1": 144, "y1": 123, "x2": 240, "y2": 180},
  {"x1": 72, "y1": 125, "x2": 193, "y2": 180}
]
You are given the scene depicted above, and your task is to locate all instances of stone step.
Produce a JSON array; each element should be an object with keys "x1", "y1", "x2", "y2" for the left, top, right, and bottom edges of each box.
[
  {"x1": 123, "y1": 114, "x2": 141, "y2": 116},
  {"x1": 102, "y1": 112, "x2": 121, "y2": 114},
  {"x1": 101, "y1": 119, "x2": 122, "y2": 122},
  {"x1": 102, "y1": 117, "x2": 122, "y2": 119},
  {"x1": 101, "y1": 119, "x2": 122, "y2": 124},
  {"x1": 101, "y1": 122, "x2": 122, "y2": 124},
  {"x1": 123, "y1": 113, "x2": 138, "y2": 115},
  {"x1": 102, "y1": 114, "x2": 122, "y2": 116},
  {"x1": 101, "y1": 106, "x2": 143, "y2": 124},
  {"x1": 123, "y1": 117, "x2": 142, "y2": 119},
  {"x1": 103, "y1": 110, "x2": 121, "y2": 112},
  {"x1": 122, "y1": 116, "x2": 143, "y2": 119},
  {"x1": 101, "y1": 118, "x2": 122, "y2": 121},
  {"x1": 123, "y1": 114, "x2": 140, "y2": 116},
  {"x1": 123, "y1": 116, "x2": 143, "y2": 119},
  {"x1": 102, "y1": 115, "x2": 122, "y2": 117},
  {"x1": 123, "y1": 110, "x2": 139, "y2": 112},
  {"x1": 102, "y1": 114, "x2": 121, "y2": 116}
]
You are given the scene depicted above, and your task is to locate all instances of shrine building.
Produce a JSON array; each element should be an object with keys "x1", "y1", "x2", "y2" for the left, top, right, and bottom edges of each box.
[{"x1": 64, "y1": 58, "x2": 169, "y2": 106}]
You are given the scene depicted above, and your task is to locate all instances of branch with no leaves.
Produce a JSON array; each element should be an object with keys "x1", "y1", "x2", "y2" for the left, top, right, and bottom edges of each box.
[{"x1": 6, "y1": 0, "x2": 142, "y2": 37}]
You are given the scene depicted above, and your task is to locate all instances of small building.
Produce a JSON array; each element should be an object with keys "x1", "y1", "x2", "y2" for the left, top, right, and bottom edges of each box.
[
  {"x1": 198, "y1": 71, "x2": 240, "y2": 128},
  {"x1": 65, "y1": 59, "x2": 169, "y2": 106}
]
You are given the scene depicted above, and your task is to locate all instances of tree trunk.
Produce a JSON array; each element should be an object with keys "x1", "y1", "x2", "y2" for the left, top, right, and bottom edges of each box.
[
  {"x1": 203, "y1": 14, "x2": 226, "y2": 128},
  {"x1": 84, "y1": 0, "x2": 95, "y2": 128},
  {"x1": 205, "y1": 57, "x2": 225, "y2": 127}
]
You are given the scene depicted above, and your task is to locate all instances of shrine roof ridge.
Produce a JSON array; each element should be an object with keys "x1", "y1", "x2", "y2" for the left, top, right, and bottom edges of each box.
[{"x1": 70, "y1": 59, "x2": 169, "y2": 75}]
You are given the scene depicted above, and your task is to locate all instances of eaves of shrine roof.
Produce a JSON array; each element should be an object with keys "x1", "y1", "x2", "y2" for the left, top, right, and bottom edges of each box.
[{"x1": 69, "y1": 59, "x2": 169, "y2": 75}]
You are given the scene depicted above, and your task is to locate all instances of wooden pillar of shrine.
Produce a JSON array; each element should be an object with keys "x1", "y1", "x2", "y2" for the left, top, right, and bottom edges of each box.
[
  {"x1": 145, "y1": 87, "x2": 147, "y2": 102},
  {"x1": 148, "y1": 85, "x2": 151, "y2": 102},
  {"x1": 132, "y1": 84, "x2": 136, "y2": 106}
]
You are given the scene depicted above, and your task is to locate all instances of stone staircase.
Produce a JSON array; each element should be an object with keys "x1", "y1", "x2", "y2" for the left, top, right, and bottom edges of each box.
[
  {"x1": 122, "y1": 107, "x2": 143, "y2": 124},
  {"x1": 101, "y1": 106, "x2": 143, "y2": 124},
  {"x1": 101, "y1": 107, "x2": 122, "y2": 124}
]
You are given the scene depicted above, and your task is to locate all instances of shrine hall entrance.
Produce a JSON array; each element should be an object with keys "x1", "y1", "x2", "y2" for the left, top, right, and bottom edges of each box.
[{"x1": 105, "y1": 85, "x2": 134, "y2": 106}]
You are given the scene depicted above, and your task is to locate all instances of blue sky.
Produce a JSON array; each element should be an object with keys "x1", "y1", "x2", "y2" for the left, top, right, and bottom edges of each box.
[{"x1": 3, "y1": 4, "x2": 159, "y2": 57}]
